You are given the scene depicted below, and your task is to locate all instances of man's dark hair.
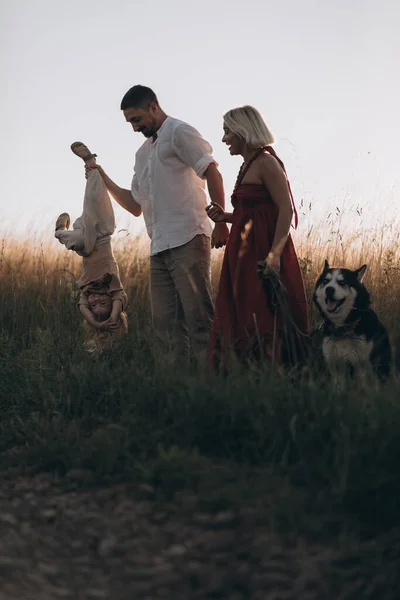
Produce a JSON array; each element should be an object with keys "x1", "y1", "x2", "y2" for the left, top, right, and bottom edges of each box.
[{"x1": 120, "y1": 85, "x2": 159, "y2": 110}]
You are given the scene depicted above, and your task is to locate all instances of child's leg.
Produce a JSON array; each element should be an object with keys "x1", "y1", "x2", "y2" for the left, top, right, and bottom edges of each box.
[
  {"x1": 55, "y1": 142, "x2": 99, "y2": 255},
  {"x1": 71, "y1": 142, "x2": 115, "y2": 255},
  {"x1": 54, "y1": 213, "x2": 85, "y2": 252}
]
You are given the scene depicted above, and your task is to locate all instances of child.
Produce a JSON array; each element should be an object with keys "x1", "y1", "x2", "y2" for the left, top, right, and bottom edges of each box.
[{"x1": 55, "y1": 142, "x2": 128, "y2": 353}]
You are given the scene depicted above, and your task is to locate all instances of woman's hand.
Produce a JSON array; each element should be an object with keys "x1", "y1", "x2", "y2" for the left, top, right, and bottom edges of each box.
[
  {"x1": 205, "y1": 202, "x2": 228, "y2": 223},
  {"x1": 265, "y1": 251, "x2": 281, "y2": 273}
]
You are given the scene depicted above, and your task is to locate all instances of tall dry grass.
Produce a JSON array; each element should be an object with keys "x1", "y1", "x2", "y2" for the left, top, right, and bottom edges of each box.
[
  {"x1": 1, "y1": 210, "x2": 400, "y2": 599},
  {"x1": 2, "y1": 207, "x2": 399, "y2": 339}
]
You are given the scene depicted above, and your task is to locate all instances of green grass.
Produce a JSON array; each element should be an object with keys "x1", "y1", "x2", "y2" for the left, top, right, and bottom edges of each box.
[{"x1": 1, "y1": 229, "x2": 400, "y2": 595}]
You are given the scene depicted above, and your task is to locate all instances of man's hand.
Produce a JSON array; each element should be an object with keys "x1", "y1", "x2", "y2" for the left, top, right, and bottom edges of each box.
[
  {"x1": 211, "y1": 222, "x2": 229, "y2": 249},
  {"x1": 85, "y1": 163, "x2": 105, "y2": 180}
]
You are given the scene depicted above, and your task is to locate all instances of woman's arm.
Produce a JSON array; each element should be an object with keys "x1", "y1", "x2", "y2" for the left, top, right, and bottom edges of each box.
[
  {"x1": 259, "y1": 155, "x2": 293, "y2": 269},
  {"x1": 205, "y1": 202, "x2": 234, "y2": 224}
]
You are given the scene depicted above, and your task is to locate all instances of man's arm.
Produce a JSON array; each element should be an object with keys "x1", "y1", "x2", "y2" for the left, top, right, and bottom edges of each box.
[
  {"x1": 87, "y1": 165, "x2": 142, "y2": 217},
  {"x1": 204, "y1": 163, "x2": 224, "y2": 209},
  {"x1": 204, "y1": 163, "x2": 229, "y2": 249},
  {"x1": 172, "y1": 123, "x2": 229, "y2": 248}
]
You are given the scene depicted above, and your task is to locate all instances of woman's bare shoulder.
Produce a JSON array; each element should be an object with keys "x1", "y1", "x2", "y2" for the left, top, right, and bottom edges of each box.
[
  {"x1": 256, "y1": 152, "x2": 285, "y2": 180},
  {"x1": 257, "y1": 152, "x2": 280, "y2": 169}
]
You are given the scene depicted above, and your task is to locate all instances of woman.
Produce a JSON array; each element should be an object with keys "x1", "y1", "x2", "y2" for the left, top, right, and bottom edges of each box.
[{"x1": 206, "y1": 105, "x2": 308, "y2": 368}]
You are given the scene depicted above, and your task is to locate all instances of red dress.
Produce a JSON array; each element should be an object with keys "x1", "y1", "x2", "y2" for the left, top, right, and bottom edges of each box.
[{"x1": 209, "y1": 149, "x2": 309, "y2": 368}]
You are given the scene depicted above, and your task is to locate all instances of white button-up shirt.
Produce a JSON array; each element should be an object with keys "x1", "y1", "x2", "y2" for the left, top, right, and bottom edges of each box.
[{"x1": 131, "y1": 116, "x2": 215, "y2": 255}]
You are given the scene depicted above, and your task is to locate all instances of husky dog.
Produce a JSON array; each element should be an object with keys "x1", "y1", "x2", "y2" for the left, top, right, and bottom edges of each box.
[{"x1": 313, "y1": 261, "x2": 391, "y2": 381}]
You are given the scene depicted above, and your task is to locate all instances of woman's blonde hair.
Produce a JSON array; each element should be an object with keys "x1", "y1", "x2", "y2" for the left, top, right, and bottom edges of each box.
[{"x1": 223, "y1": 105, "x2": 275, "y2": 147}]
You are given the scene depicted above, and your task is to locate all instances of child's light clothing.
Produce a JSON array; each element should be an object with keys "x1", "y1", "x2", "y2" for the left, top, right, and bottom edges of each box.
[
  {"x1": 55, "y1": 169, "x2": 115, "y2": 256},
  {"x1": 78, "y1": 270, "x2": 128, "y2": 311},
  {"x1": 55, "y1": 169, "x2": 127, "y2": 309}
]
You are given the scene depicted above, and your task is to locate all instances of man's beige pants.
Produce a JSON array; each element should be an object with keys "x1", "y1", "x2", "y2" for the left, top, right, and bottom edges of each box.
[{"x1": 150, "y1": 234, "x2": 214, "y2": 368}]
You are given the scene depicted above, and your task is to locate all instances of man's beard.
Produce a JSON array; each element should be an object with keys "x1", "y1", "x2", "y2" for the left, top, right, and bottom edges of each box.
[
  {"x1": 139, "y1": 128, "x2": 155, "y2": 138},
  {"x1": 139, "y1": 119, "x2": 157, "y2": 138}
]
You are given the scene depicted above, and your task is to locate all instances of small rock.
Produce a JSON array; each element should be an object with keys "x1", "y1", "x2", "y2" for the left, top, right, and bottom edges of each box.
[
  {"x1": 194, "y1": 513, "x2": 212, "y2": 525},
  {"x1": 0, "y1": 556, "x2": 30, "y2": 568},
  {"x1": 41, "y1": 509, "x2": 57, "y2": 522},
  {"x1": 153, "y1": 511, "x2": 168, "y2": 523},
  {"x1": 139, "y1": 483, "x2": 155, "y2": 496},
  {"x1": 98, "y1": 535, "x2": 118, "y2": 557},
  {"x1": 186, "y1": 560, "x2": 203, "y2": 572},
  {"x1": 38, "y1": 562, "x2": 60, "y2": 576},
  {"x1": 164, "y1": 544, "x2": 187, "y2": 557},
  {"x1": 0, "y1": 513, "x2": 17, "y2": 525},
  {"x1": 213, "y1": 510, "x2": 236, "y2": 525}
]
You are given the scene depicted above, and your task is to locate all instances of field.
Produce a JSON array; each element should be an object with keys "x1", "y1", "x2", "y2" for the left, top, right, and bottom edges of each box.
[{"x1": 1, "y1": 217, "x2": 400, "y2": 599}]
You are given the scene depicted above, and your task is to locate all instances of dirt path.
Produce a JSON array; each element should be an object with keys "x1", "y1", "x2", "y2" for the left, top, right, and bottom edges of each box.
[{"x1": 0, "y1": 470, "x2": 390, "y2": 600}]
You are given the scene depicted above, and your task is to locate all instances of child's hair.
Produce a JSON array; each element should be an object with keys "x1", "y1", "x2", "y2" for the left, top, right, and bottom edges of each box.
[
  {"x1": 83, "y1": 312, "x2": 128, "y2": 354},
  {"x1": 82, "y1": 275, "x2": 113, "y2": 319}
]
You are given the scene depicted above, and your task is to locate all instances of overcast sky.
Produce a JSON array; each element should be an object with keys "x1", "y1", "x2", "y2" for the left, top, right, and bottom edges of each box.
[{"x1": 2, "y1": 0, "x2": 399, "y2": 239}]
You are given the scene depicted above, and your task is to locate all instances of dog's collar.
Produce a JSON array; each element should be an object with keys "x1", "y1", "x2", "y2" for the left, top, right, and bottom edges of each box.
[{"x1": 324, "y1": 317, "x2": 361, "y2": 336}]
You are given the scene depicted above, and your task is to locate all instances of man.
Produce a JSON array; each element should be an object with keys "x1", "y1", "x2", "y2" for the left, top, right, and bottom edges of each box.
[{"x1": 89, "y1": 85, "x2": 229, "y2": 366}]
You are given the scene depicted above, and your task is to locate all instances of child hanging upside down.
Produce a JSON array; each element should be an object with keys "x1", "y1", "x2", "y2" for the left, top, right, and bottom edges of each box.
[{"x1": 55, "y1": 142, "x2": 128, "y2": 353}]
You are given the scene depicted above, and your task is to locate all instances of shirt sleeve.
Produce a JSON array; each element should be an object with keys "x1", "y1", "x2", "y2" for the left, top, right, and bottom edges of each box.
[
  {"x1": 77, "y1": 291, "x2": 89, "y2": 308},
  {"x1": 111, "y1": 289, "x2": 128, "y2": 311},
  {"x1": 173, "y1": 122, "x2": 218, "y2": 179}
]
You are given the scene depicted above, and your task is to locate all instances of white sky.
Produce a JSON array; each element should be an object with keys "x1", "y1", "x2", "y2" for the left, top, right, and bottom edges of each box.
[{"x1": 1, "y1": 0, "x2": 399, "y2": 238}]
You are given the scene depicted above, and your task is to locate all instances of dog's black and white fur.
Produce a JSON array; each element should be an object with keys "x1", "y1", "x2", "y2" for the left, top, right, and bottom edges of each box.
[{"x1": 313, "y1": 261, "x2": 392, "y2": 381}]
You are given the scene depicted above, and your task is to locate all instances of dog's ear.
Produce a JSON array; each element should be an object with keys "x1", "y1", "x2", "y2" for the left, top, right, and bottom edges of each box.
[
  {"x1": 355, "y1": 264, "x2": 367, "y2": 282},
  {"x1": 324, "y1": 259, "x2": 330, "y2": 271}
]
